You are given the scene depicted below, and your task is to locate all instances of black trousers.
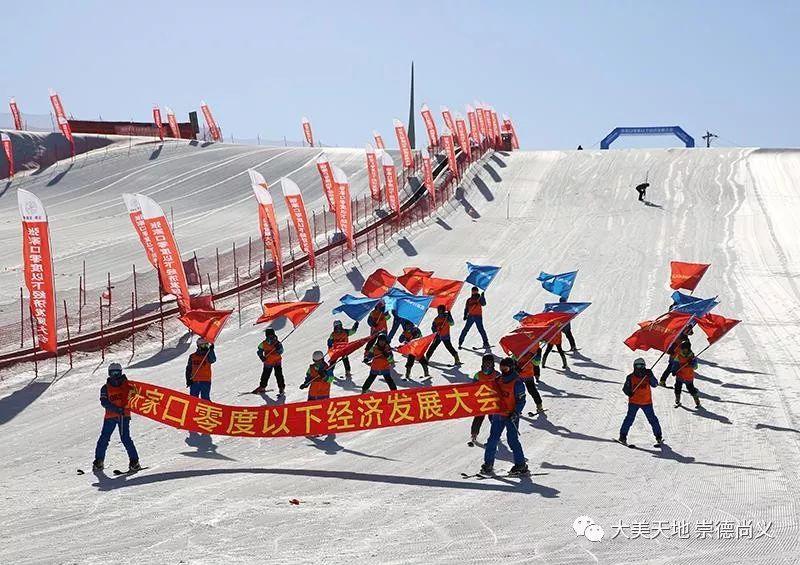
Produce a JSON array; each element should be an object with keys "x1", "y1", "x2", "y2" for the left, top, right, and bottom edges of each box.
[
  {"x1": 425, "y1": 336, "x2": 458, "y2": 362},
  {"x1": 405, "y1": 354, "x2": 429, "y2": 376},
  {"x1": 543, "y1": 343, "x2": 567, "y2": 367},
  {"x1": 524, "y1": 379, "x2": 542, "y2": 406},
  {"x1": 674, "y1": 379, "x2": 698, "y2": 400},
  {"x1": 563, "y1": 326, "x2": 577, "y2": 350},
  {"x1": 471, "y1": 415, "x2": 485, "y2": 438},
  {"x1": 362, "y1": 371, "x2": 398, "y2": 393},
  {"x1": 336, "y1": 356, "x2": 351, "y2": 374},
  {"x1": 259, "y1": 364, "x2": 285, "y2": 390}
]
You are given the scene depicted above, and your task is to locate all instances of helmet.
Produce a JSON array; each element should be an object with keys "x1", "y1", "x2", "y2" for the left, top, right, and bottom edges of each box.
[
  {"x1": 402, "y1": 319, "x2": 413, "y2": 329},
  {"x1": 499, "y1": 357, "x2": 515, "y2": 370},
  {"x1": 264, "y1": 328, "x2": 276, "y2": 340},
  {"x1": 633, "y1": 357, "x2": 646, "y2": 368},
  {"x1": 471, "y1": 286, "x2": 480, "y2": 294},
  {"x1": 376, "y1": 333, "x2": 388, "y2": 344},
  {"x1": 197, "y1": 337, "x2": 209, "y2": 348},
  {"x1": 312, "y1": 350, "x2": 325, "y2": 362},
  {"x1": 108, "y1": 362, "x2": 123, "y2": 377},
  {"x1": 333, "y1": 320, "x2": 343, "y2": 329},
  {"x1": 437, "y1": 304, "x2": 446, "y2": 314},
  {"x1": 481, "y1": 354, "x2": 495, "y2": 367}
]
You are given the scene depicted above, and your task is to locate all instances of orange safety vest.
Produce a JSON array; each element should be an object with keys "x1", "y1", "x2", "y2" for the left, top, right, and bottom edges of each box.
[
  {"x1": 517, "y1": 352, "x2": 536, "y2": 380},
  {"x1": 307, "y1": 364, "x2": 332, "y2": 398},
  {"x1": 494, "y1": 375, "x2": 519, "y2": 416},
  {"x1": 189, "y1": 351, "x2": 213, "y2": 382},
  {"x1": 473, "y1": 368, "x2": 499, "y2": 384},
  {"x1": 628, "y1": 372, "x2": 653, "y2": 405},
  {"x1": 466, "y1": 296, "x2": 483, "y2": 317},
  {"x1": 369, "y1": 344, "x2": 393, "y2": 372},
  {"x1": 433, "y1": 314, "x2": 451, "y2": 338},
  {"x1": 674, "y1": 350, "x2": 695, "y2": 382},
  {"x1": 259, "y1": 340, "x2": 282, "y2": 365},
  {"x1": 369, "y1": 310, "x2": 389, "y2": 335},
  {"x1": 330, "y1": 329, "x2": 350, "y2": 345},
  {"x1": 104, "y1": 381, "x2": 136, "y2": 419}
]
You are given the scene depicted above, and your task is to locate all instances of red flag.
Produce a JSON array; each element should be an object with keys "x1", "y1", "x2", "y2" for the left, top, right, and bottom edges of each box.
[
  {"x1": 455, "y1": 116, "x2": 471, "y2": 160},
  {"x1": 467, "y1": 105, "x2": 479, "y2": 141},
  {"x1": 365, "y1": 144, "x2": 382, "y2": 202},
  {"x1": 500, "y1": 332, "x2": 544, "y2": 359},
  {"x1": 137, "y1": 194, "x2": 191, "y2": 311},
  {"x1": 281, "y1": 177, "x2": 316, "y2": 269},
  {"x1": 9, "y1": 98, "x2": 22, "y2": 130},
  {"x1": 153, "y1": 106, "x2": 164, "y2": 141},
  {"x1": 503, "y1": 115, "x2": 519, "y2": 149},
  {"x1": 2, "y1": 133, "x2": 14, "y2": 177},
  {"x1": 189, "y1": 294, "x2": 215, "y2": 310},
  {"x1": 518, "y1": 312, "x2": 576, "y2": 329},
  {"x1": 397, "y1": 267, "x2": 434, "y2": 294},
  {"x1": 178, "y1": 309, "x2": 233, "y2": 343},
  {"x1": 422, "y1": 277, "x2": 463, "y2": 309},
  {"x1": 332, "y1": 166, "x2": 354, "y2": 250},
  {"x1": 49, "y1": 89, "x2": 74, "y2": 155},
  {"x1": 670, "y1": 261, "x2": 710, "y2": 291},
  {"x1": 256, "y1": 301, "x2": 321, "y2": 327},
  {"x1": 697, "y1": 314, "x2": 740, "y2": 345},
  {"x1": 362, "y1": 268, "x2": 397, "y2": 298},
  {"x1": 623, "y1": 312, "x2": 694, "y2": 352},
  {"x1": 381, "y1": 151, "x2": 401, "y2": 215},
  {"x1": 166, "y1": 107, "x2": 181, "y2": 139},
  {"x1": 200, "y1": 100, "x2": 221, "y2": 141},
  {"x1": 122, "y1": 193, "x2": 159, "y2": 268},
  {"x1": 476, "y1": 104, "x2": 488, "y2": 138},
  {"x1": 422, "y1": 155, "x2": 435, "y2": 205},
  {"x1": 18, "y1": 190, "x2": 58, "y2": 353},
  {"x1": 301, "y1": 116, "x2": 314, "y2": 147},
  {"x1": 441, "y1": 106, "x2": 456, "y2": 136},
  {"x1": 373, "y1": 130, "x2": 386, "y2": 149},
  {"x1": 442, "y1": 132, "x2": 458, "y2": 176},
  {"x1": 420, "y1": 104, "x2": 439, "y2": 149},
  {"x1": 328, "y1": 335, "x2": 372, "y2": 364},
  {"x1": 490, "y1": 109, "x2": 502, "y2": 144},
  {"x1": 394, "y1": 118, "x2": 414, "y2": 169},
  {"x1": 250, "y1": 169, "x2": 283, "y2": 286},
  {"x1": 397, "y1": 333, "x2": 436, "y2": 358},
  {"x1": 316, "y1": 154, "x2": 336, "y2": 214}
]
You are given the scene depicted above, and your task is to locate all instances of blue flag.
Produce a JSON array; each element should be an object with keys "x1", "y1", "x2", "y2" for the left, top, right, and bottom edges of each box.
[
  {"x1": 381, "y1": 287, "x2": 416, "y2": 311},
  {"x1": 669, "y1": 291, "x2": 703, "y2": 311},
  {"x1": 513, "y1": 310, "x2": 532, "y2": 322},
  {"x1": 395, "y1": 295, "x2": 434, "y2": 326},
  {"x1": 465, "y1": 262, "x2": 501, "y2": 290},
  {"x1": 543, "y1": 301, "x2": 591, "y2": 315},
  {"x1": 332, "y1": 294, "x2": 380, "y2": 321},
  {"x1": 537, "y1": 271, "x2": 578, "y2": 299},
  {"x1": 671, "y1": 296, "x2": 718, "y2": 317}
]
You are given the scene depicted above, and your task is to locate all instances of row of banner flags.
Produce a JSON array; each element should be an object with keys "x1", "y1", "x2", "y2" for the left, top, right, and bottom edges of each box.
[{"x1": 624, "y1": 261, "x2": 740, "y2": 360}]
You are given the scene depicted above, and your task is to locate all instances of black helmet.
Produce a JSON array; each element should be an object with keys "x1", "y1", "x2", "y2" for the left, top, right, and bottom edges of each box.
[
  {"x1": 499, "y1": 357, "x2": 515, "y2": 370},
  {"x1": 402, "y1": 319, "x2": 413, "y2": 329},
  {"x1": 265, "y1": 328, "x2": 276, "y2": 336},
  {"x1": 437, "y1": 304, "x2": 446, "y2": 314},
  {"x1": 481, "y1": 354, "x2": 495, "y2": 367},
  {"x1": 333, "y1": 320, "x2": 343, "y2": 329},
  {"x1": 376, "y1": 333, "x2": 388, "y2": 344},
  {"x1": 472, "y1": 286, "x2": 480, "y2": 293}
]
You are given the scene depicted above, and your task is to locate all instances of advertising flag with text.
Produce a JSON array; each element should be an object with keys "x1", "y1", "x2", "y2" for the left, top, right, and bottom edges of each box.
[
  {"x1": 393, "y1": 118, "x2": 414, "y2": 169},
  {"x1": 332, "y1": 166, "x2": 354, "y2": 250},
  {"x1": 301, "y1": 116, "x2": 314, "y2": 147},
  {"x1": 9, "y1": 98, "x2": 22, "y2": 130},
  {"x1": 166, "y1": 107, "x2": 181, "y2": 139},
  {"x1": 122, "y1": 193, "x2": 158, "y2": 268},
  {"x1": 280, "y1": 178, "x2": 316, "y2": 270},
  {"x1": 381, "y1": 151, "x2": 401, "y2": 215},
  {"x1": 153, "y1": 106, "x2": 164, "y2": 141},
  {"x1": 200, "y1": 100, "x2": 221, "y2": 141},
  {"x1": 365, "y1": 143, "x2": 382, "y2": 202},
  {"x1": 316, "y1": 154, "x2": 336, "y2": 214},
  {"x1": 420, "y1": 104, "x2": 439, "y2": 149},
  {"x1": 250, "y1": 172, "x2": 283, "y2": 286}
]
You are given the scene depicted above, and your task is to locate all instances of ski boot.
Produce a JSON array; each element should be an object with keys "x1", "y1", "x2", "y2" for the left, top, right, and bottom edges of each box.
[
  {"x1": 128, "y1": 459, "x2": 142, "y2": 472},
  {"x1": 423, "y1": 369, "x2": 431, "y2": 379},
  {"x1": 535, "y1": 403, "x2": 545, "y2": 414},
  {"x1": 674, "y1": 397, "x2": 682, "y2": 408},
  {"x1": 92, "y1": 459, "x2": 104, "y2": 471},
  {"x1": 344, "y1": 372, "x2": 352, "y2": 380},
  {"x1": 479, "y1": 463, "x2": 494, "y2": 475},
  {"x1": 692, "y1": 392, "x2": 702, "y2": 409},
  {"x1": 659, "y1": 377, "x2": 668, "y2": 387},
  {"x1": 654, "y1": 435, "x2": 663, "y2": 448},
  {"x1": 508, "y1": 463, "x2": 530, "y2": 477},
  {"x1": 482, "y1": 342, "x2": 491, "y2": 349},
  {"x1": 278, "y1": 388, "x2": 285, "y2": 396},
  {"x1": 404, "y1": 368, "x2": 412, "y2": 381},
  {"x1": 452, "y1": 354, "x2": 462, "y2": 367},
  {"x1": 617, "y1": 435, "x2": 628, "y2": 446}
]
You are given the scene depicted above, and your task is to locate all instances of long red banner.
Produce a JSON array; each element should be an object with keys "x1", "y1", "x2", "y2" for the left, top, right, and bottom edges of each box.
[
  {"x1": 420, "y1": 104, "x2": 439, "y2": 149},
  {"x1": 381, "y1": 151, "x2": 401, "y2": 214},
  {"x1": 249, "y1": 170, "x2": 283, "y2": 285},
  {"x1": 152, "y1": 106, "x2": 164, "y2": 141},
  {"x1": 442, "y1": 133, "x2": 458, "y2": 176},
  {"x1": 332, "y1": 166, "x2": 354, "y2": 250},
  {"x1": 365, "y1": 144, "x2": 382, "y2": 202},
  {"x1": 166, "y1": 107, "x2": 181, "y2": 139},
  {"x1": 281, "y1": 177, "x2": 316, "y2": 270},
  {"x1": 316, "y1": 154, "x2": 336, "y2": 214},
  {"x1": 122, "y1": 193, "x2": 158, "y2": 268},
  {"x1": 2, "y1": 133, "x2": 14, "y2": 177},
  {"x1": 373, "y1": 130, "x2": 386, "y2": 150},
  {"x1": 200, "y1": 100, "x2": 221, "y2": 142},
  {"x1": 422, "y1": 155, "x2": 435, "y2": 205},
  {"x1": 301, "y1": 116, "x2": 314, "y2": 147},
  {"x1": 9, "y1": 98, "x2": 22, "y2": 130},
  {"x1": 455, "y1": 117, "x2": 471, "y2": 159},
  {"x1": 129, "y1": 381, "x2": 502, "y2": 437},
  {"x1": 394, "y1": 118, "x2": 414, "y2": 169},
  {"x1": 49, "y1": 89, "x2": 74, "y2": 155}
]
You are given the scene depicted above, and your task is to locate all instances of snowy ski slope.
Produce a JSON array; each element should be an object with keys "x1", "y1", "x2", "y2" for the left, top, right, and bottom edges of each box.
[{"x1": 1, "y1": 146, "x2": 800, "y2": 564}]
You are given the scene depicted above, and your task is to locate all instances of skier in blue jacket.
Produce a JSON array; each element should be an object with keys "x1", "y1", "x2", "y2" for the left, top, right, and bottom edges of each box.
[{"x1": 481, "y1": 357, "x2": 529, "y2": 476}]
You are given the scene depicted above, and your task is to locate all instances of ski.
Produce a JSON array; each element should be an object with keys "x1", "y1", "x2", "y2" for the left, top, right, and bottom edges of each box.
[
  {"x1": 614, "y1": 438, "x2": 636, "y2": 448},
  {"x1": 462, "y1": 471, "x2": 547, "y2": 479},
  {"x1": 112, "y1": 466, "x2": 149, "y2": 476},
  {"x1": 467, "y1": 440, "x2": 482, "y2": 448},
  {"x1": 527, "y1": 409, "x2": 548, "y2": 417}
]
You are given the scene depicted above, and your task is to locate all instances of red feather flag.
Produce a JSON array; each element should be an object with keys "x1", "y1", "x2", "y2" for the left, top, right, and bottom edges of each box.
[
  {"x1": 362, "y1": 268, "x2": 397, "y2": 298},
  {"x1": 397, "y1": 267, "x2": 434, "y2": 294},
  {"x1": 518, "y1": 312, "x2": 576, "y2": 329},
  {"x1": 256, "y1": 301, "x2": 321, "y2": 327},
  {"x1": 422, "y1": 277, "x2": 463, "y2": 309},
  {"x1": 328, "y1": 335, "x2": 373, "y2": 364},
  {"x1": 669, "y1": 261, "x2": 710, "y2": 291},
  {"x1": 623, "y1": 312, "x2": 694, "y2": 352},
  {"x1": 397, "y1": 334, "x2": 436, "y2": 359},
  {"x1": 179, "y1": 309, "x2": 233, "y2": 343},
  {"x1": 696, "y1": 313, "x2": 740, "y2": 345},
  {"x1": 500, "y1": 331, "x2": 546, "y2": 358}
]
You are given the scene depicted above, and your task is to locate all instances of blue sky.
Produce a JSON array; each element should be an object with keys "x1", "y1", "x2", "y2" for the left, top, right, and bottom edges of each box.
[{"x1": 2, "y1": 1, "x2": 797, "y2": 149}]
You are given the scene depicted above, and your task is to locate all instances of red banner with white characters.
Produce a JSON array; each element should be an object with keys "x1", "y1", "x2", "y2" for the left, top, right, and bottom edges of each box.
[
  {"x1": 455, "y1": 117, "x2": 471, "y2": 159},
  {"x1": 152, "y1": 106, "x2": 164, "y2": 141},
  {"x1": 2, "y1": 133, "x2": 14, "y2": 177},
  {"x1": 503, "y1": 116, "x2": 520, "y2": 149},
  {"x1": 49, "y1": 89, "x2": 74, "y2": 154},
  {"x1": 466, "y1": 105, "x2": 479, "y2": 141},
  {"x1": 476, "y1": 105, "x2": 488, "y2": 138},
  {"x1": 394, "y1": 118, "x2": 414, "y2": 169},
  {"x1": 137, "y1": 194, "x2": 191, "y2": 311},
  {"x1": 365, "y1": 144, "x2": 382, "y2": 202},
  {"x1": 490, "y1": 110, "x2": 501, "y2": 144},
  {"x1": 373, "y1": 130, "x2": 386, "y2": 149},
  {"x1": 420, "y1": 104, "x2": 439, "y2": 149},
  {"x1": 122, "y1": 193, "x2": 158, "y2": 268},
  {"x1": 17, "y1": 190, "x2": 57, "y2": 353},
  {"x1": 301, "y1": 116, "x2": 314, "y2": 147},
  {"x1": 128, "y1": 380, "x2": 503, "y2": 437},
  {"x1": 200, "y1": 100, "x2": 221, "y2": 141},
  {"x1": 381, "y1": 151, "x2": 401, "y2": 215},
  {"x1": 315, "y1": 154, "x2": 336, "y2": 214},
  {"x1": 442, "y1": 133, "x2": 458, "y2": 176},
  {"x1": 441, "y1": 107, "x2": 455, "y2": 139},
  {"x1": 166, "y1": 107, "x2": 181, "y2": 139},
  {"x1": 332, "y1": 166, "x2": 354, "y2": 250},
  {"x1": 280, "y1": 177, "x2": 316, "y2": 269},
  {"x1": 249, "y1": 170, "x2": 283, "y2": 286},
  {"x1": 9, "y1": 98, "x2": 22, "y2": 130},
  {"x1": 422, "y1": 154, "x2": 435, "y2": 204}
]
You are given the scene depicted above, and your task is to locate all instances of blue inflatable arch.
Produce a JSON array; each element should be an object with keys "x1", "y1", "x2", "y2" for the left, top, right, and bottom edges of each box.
[{"x1": 600, "y1": 126, "x2": 695, "y2": 150}]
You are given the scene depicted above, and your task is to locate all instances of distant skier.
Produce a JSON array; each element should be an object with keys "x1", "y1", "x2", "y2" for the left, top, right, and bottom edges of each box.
[
  {"x1": 673, "y1": 342, "x2": 702, "y2": 408},
  {"x1": 366, "y1": 301, "x2": 391, "y2": 350},
  {"x1": 470, "y1": 354, "x2": 499, "y2": 444},
  {"x1": 558, "y1": 297, "x2": 578, "y2": 352},
  {"x1": 398, "y1": 319, "x2": 430, "y2": 380},
  {"x1": 618, "y1": 357, "x2": 663, "y2": 447},
  {"x1": 425, "y1": 305, "x2": 461, "y2": 366},
  {"x1": 185, "y1": 337, "x2": 216, "y2": 400},
  {"x1": 635, "y1": 182, "x2": 650, "y2": 202},
  {"x1": 541, "y1": 330, "x2": 568, "y2": 370},
  {"x1": 328, "y1": 320, "x2": 359, "y2": 379},
  {"x1": 362, "y1": 334, "x2": 398, "y2": 393},
  {"x1": 515, "y1": 348, "x2": 544, "y2": 414},
  {"x1": 300, "y1": 351, "x2": 335, "y2": 401},
  {"x1": 252, "y1": 328, "x2": 285, "y2": 395},
  {"x1": 659, "y1": 327, "x2": 693, "y2": 387},
  {"x1": 458, "y1": 286, "x2": 490, "y2": 350},
  {"x1": 92, "y1": 363, "x2": 141, "y2": 472},
  {"x1": 480, "y1": 357, "x2": 528, "y2": 476}
]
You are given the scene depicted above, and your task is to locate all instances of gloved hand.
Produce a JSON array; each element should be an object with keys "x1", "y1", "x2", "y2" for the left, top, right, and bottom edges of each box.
[
  {"x1": 463, "y1": 314, "x2": 468, "y2": 321},
  {"x1": 353, "y1": 321, "x2": 360, "y2": 329},
  {"x1": 299, "y1": 383, "x2": 308, "y2": 390},
  {"x1": 362, "y1": 357, "x2": 370, "y2": 365},
  {"x1": 509, "y1": 412, "x2": 520, "y2": 428}
]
